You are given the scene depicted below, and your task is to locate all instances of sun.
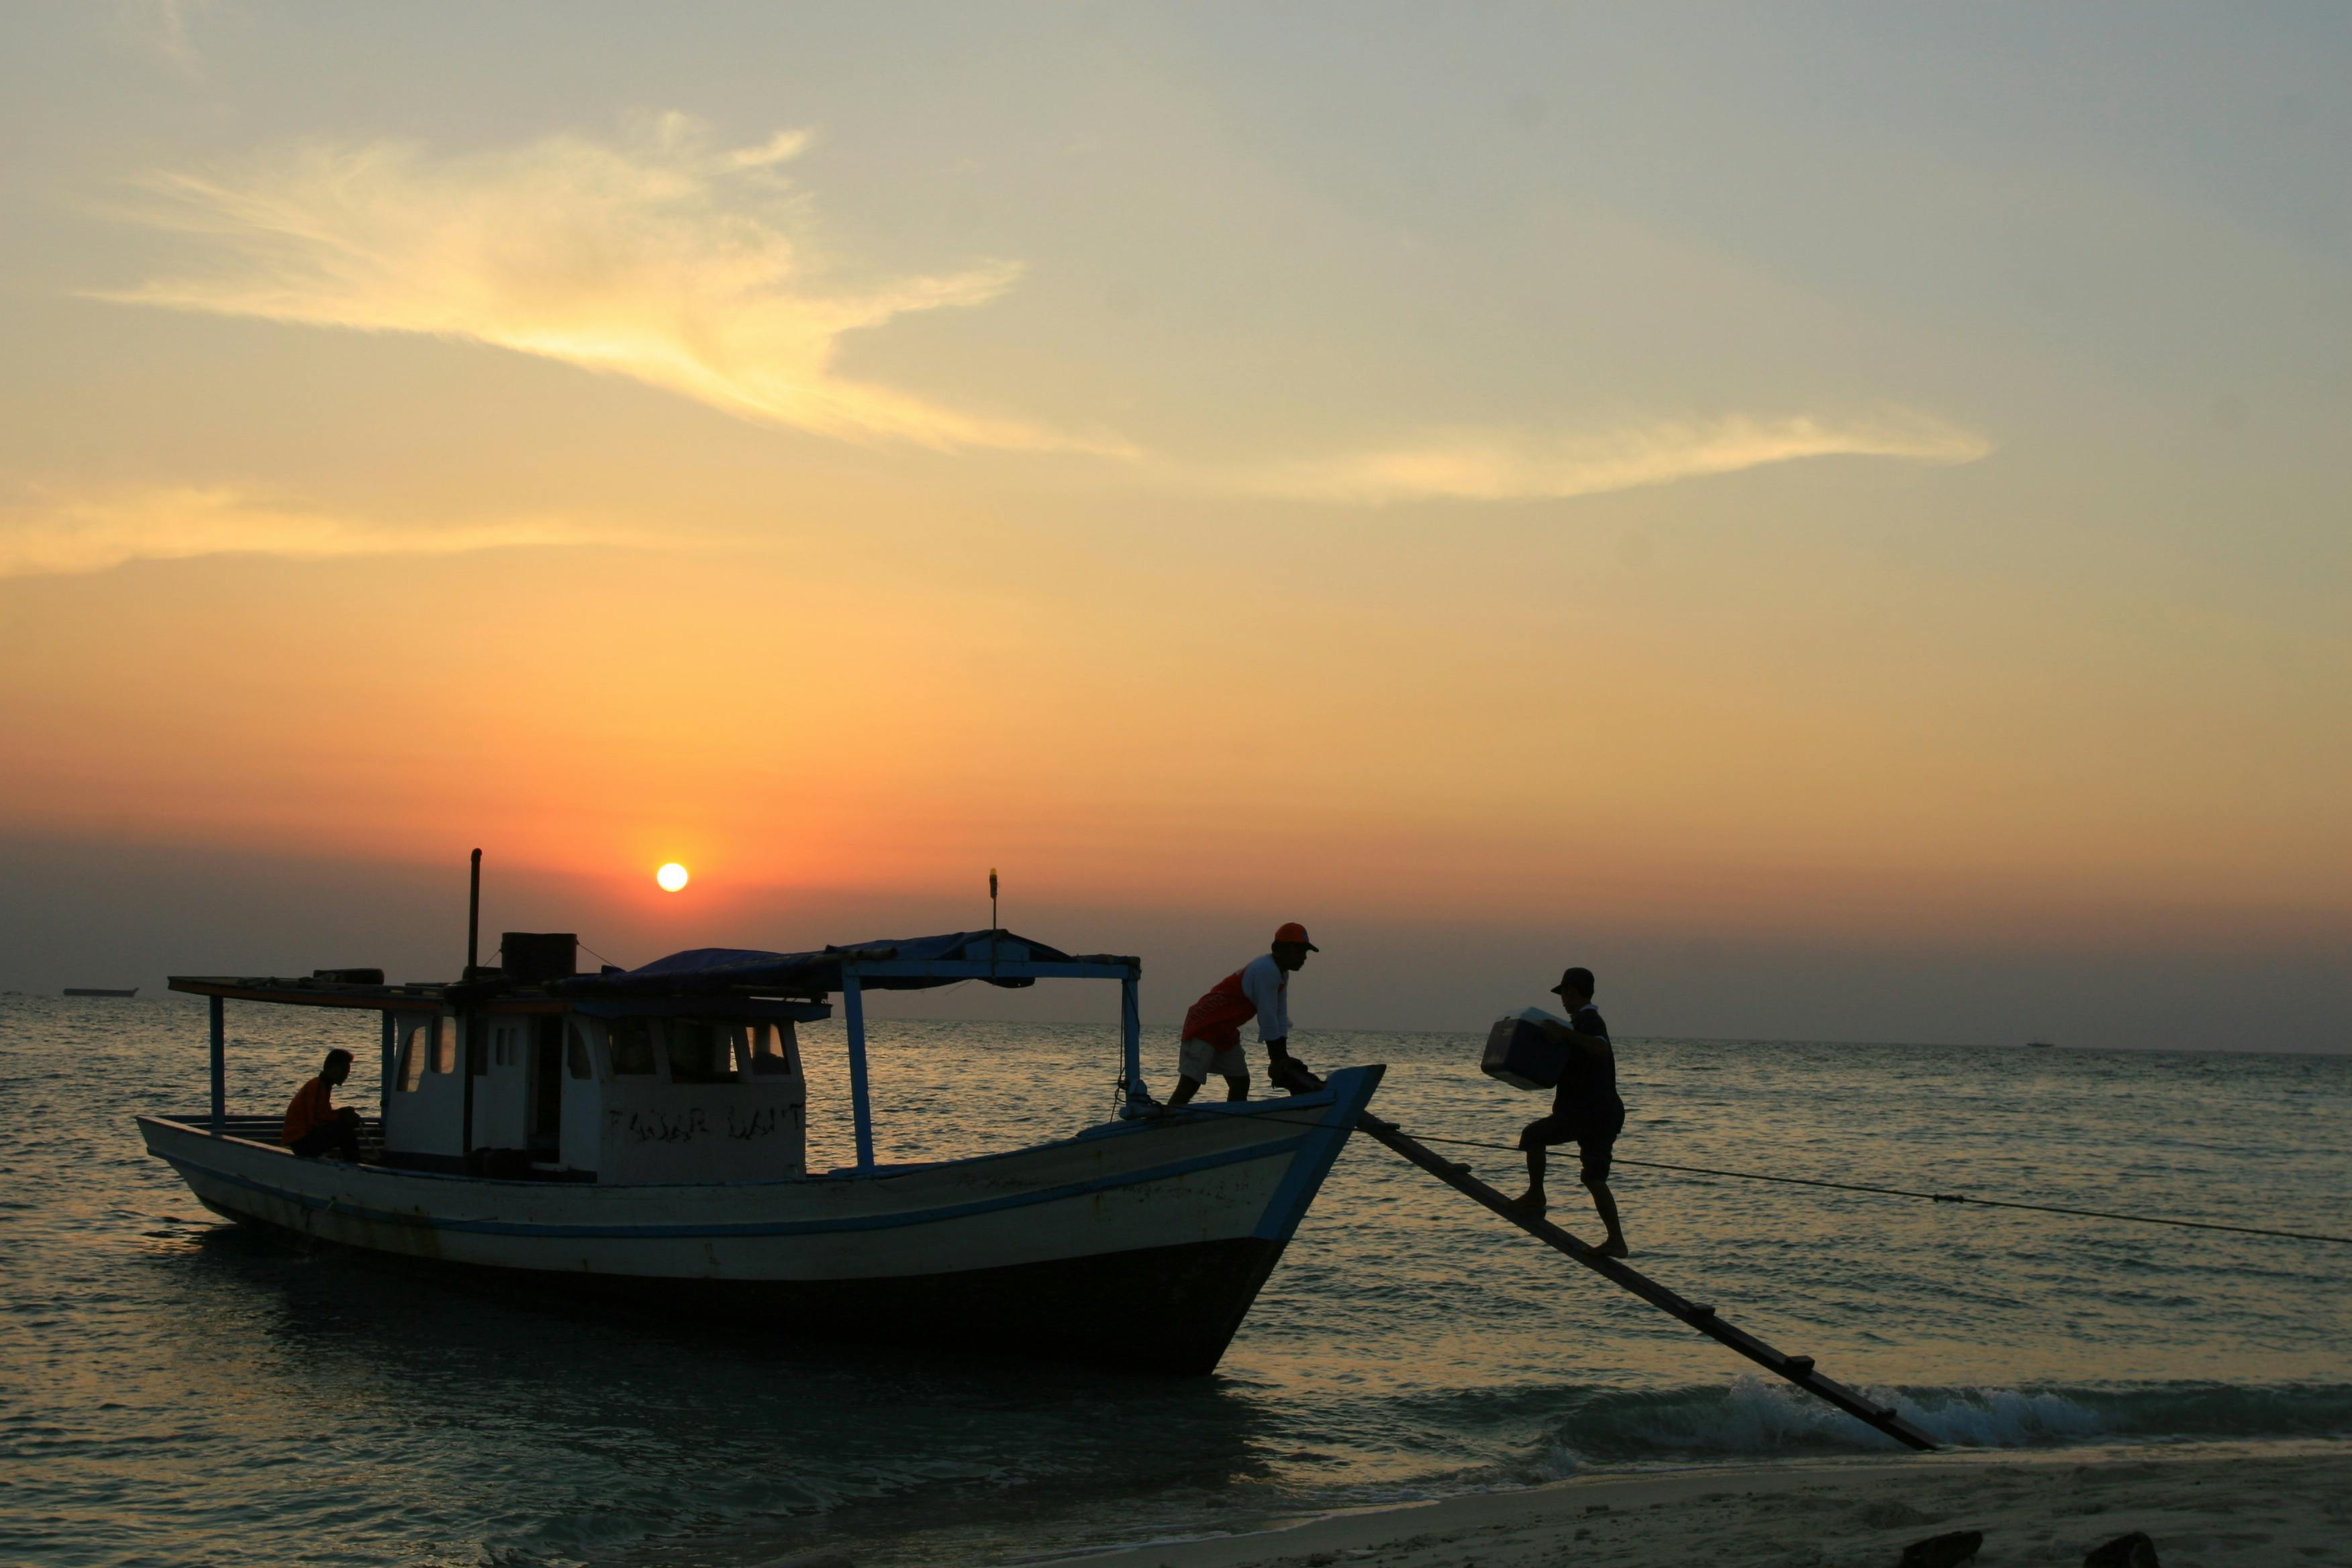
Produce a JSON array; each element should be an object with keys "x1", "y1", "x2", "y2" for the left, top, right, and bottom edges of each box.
[{"x1": 655, "y1": 862, "x2": 690, "y2": 892}]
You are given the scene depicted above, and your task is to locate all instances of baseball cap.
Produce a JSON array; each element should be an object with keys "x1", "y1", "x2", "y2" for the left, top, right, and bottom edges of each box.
[
  {"x1": 1549, "y1": 966, "x2": 1595, "y2": 996},
  {"x1": 1273, "y1": 922, "x2": 1320, "y2": 951}
]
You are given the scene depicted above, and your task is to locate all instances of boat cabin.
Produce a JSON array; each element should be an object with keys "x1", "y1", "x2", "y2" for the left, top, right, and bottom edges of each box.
[{"x1": 375, "y1": 1000, "x2": 820, "y2": 1181}]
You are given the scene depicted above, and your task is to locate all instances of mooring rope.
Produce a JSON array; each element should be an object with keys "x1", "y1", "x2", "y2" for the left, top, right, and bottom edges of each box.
[{"x1": 1217, "y1": 1104, "x2": 2352, "y2": 1246}]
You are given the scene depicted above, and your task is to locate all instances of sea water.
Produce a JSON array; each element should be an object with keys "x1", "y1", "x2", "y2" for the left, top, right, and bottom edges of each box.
[{"x1": 2, "y1": 993, "x2": 2346, "y2": 1566}]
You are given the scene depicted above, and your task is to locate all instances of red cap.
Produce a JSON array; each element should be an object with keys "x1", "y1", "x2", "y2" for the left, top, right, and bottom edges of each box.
[{"x1": 1273, "y1": 922, "x2": 1319, "y2": 951}]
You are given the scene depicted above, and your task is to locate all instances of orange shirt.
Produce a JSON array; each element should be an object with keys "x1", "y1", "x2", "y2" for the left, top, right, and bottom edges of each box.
[
  {"x1": 283, "y1": 1076, "x2": 335, "y2": 1145},
  {"x1": 1179, "y1": 968, "x2": 1253, "y2": 1050}
]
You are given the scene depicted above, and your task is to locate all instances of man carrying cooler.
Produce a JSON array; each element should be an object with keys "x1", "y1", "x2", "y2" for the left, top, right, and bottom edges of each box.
[
  {"x1": 1510, "y1": 966, "x2": 1630, "y2": 1257},
  {"x1": 1167, "y1": 923, "x2": 1327, "y2": 1105}
]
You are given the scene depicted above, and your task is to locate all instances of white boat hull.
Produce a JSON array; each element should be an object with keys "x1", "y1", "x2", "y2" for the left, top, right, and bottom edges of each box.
[{"x1": 138, "y1": 1065, "x2": 1383, "y2": 1373}]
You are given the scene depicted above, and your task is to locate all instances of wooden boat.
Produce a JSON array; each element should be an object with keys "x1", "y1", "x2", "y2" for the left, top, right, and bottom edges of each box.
[
  {"x1": 64, "y1": 986, "x2": 139, "y2": 997},
  {"x1": 138, "y1": 928, "x2": 1380, "y2": 1374}
]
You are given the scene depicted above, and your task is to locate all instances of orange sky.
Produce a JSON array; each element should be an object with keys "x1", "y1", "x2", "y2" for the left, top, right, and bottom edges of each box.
[
  {"x1": 5, "y1": 516, "x2": 2340, "y2": 959},
  {"x1": 1, "y1": 7, "x2": 2347, "y2": 1046}
]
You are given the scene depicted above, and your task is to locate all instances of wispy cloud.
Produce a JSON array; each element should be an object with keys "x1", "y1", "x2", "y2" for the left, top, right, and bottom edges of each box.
[
  {"x1": 93, "y1": 116, "x2": 1130, "y2": 455},
  {"x1": 1246, "y1": 413, "x2": 1992, "y2": 504},
  {"x1": 87, "y1": 118, "x2": 1986, "y2": 502},
  {"x1": 0, "y1": 485, "x2": 642, "y2": 579},
  {"x1": 117, "y1": 0, "x2": 217, "y2": 77}
]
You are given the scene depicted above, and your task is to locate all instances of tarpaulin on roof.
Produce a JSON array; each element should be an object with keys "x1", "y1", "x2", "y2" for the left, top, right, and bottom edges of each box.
[{"x1": 555, "y1": 930, "x2": 1089, "y2": 996}]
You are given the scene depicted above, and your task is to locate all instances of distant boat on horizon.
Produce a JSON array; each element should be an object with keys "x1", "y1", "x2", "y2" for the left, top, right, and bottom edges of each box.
[
  {"x1": 2027, "y1": 1039, "x2": 2056, "y2": 1048},
  {"x1": 63, "y1": 987, "x2": 138, "y2": 998}
]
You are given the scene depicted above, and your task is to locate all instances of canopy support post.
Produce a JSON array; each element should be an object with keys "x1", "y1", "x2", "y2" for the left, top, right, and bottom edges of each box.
[
  {"x1": 208, "y1": 995, "x2": 226, "y2": 1136},
  {"x1": 844, "y1": 971, "x2": 875, "y2": 1174},
  {"x1": 379, "y1": 1011, "x2": 395, "y2": 1126},
  {"x1": 1120, "y1": 972, "x2": 1146, "y2": 1114}
]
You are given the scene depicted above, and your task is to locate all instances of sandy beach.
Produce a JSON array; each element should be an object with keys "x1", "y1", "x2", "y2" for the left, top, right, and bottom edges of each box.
[{"x1": 1052, "y1": 1444, "x2": 2352, "y2": 1568}]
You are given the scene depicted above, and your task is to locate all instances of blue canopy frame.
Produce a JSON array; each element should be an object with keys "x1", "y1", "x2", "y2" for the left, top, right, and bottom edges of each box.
[{"x1": 561, "y1": 930, "x2": 1148, "y2": 1173}]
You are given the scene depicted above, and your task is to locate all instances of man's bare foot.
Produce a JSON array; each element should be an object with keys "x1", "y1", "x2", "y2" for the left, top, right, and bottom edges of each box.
[
  {"x1": 1509, "y1": 1190, "x2": 1548, "y2": 1216},
  {"x1": 1598, "y1": 1236, "x2": 1630, "y2": 1259}
]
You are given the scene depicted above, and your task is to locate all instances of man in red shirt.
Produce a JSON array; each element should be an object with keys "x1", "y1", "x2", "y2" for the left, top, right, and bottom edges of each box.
[
  {"x1": 1166, "y1": 922, "x2": 1327, "y2": 1106},
  {"x1": 283, "y1": 1048, "x2": 363, "y2": 1161}
]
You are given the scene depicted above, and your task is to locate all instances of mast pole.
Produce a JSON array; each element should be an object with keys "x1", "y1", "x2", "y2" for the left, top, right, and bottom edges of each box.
[{"x1": 466, "y1": 848, "x2": 483, "y2": 977}]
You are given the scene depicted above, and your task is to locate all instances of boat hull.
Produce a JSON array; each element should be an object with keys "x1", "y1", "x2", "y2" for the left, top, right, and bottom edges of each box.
[
  {"x1": 138, "y1": 1065, "x2": 1382, "y2": 1374},
  {"x1": 206, "y1": 1216, "x2": 1285, "y2": 1372}
]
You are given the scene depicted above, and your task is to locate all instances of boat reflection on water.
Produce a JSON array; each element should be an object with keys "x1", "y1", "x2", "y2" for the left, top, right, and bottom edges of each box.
[{"x1": 160, "y1": 1215, "x2": 1288, "y2": 1565}]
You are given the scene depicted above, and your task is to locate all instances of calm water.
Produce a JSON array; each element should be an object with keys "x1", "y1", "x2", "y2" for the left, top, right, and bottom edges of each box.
[{"x1": 3, "y1": 992, "x2": 2347, "y2": 1566}]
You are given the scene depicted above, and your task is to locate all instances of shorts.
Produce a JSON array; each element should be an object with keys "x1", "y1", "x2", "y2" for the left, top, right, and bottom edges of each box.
[
  {"x1": 289, "y1": 1116, "x2": 360, "y2": 1161},
  {"x1": 1519, "y1": 1102, "x2": 1625, "y2": 1183},
  {"x1": 1178, "y1": 1037, "x2": 1249, "y2": 1082}
]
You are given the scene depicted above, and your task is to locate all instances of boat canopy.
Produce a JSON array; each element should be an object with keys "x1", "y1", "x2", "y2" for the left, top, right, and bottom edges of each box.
[
  {"x1": 562, "y1": 930, "x2": 1151, "y2": 1168},
  {"x1": 170, "y1": 928, "x2": 1152, "y2": 1174},
  {"x1": 559, "y1": 930, "x2": 1139, "y2": 997}
]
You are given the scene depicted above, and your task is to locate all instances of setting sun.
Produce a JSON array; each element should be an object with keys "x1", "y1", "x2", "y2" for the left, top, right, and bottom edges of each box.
[{"x1": 655, "y1": 862, "x2": 689, "y2": 893}]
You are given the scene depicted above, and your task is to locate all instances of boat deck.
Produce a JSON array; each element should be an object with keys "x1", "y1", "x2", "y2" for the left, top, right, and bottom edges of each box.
[
  {"x1": 146, "y1": 1112, "x2": 1052, "y2": 1181},
  {"x1": 166, "y1": 1113, "x2": 387, "y2": 1163}
]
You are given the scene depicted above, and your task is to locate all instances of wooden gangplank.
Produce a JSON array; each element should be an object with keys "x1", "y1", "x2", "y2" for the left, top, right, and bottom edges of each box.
[{"x1": 1355, "y1": 1112, "x2": 1939, "y2": 1452}]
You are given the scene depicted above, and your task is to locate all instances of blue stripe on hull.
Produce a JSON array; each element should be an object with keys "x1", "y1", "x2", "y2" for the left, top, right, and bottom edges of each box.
[{"x1": 1251, "y1": 1065, "x2": 1385, "y2": 1240}]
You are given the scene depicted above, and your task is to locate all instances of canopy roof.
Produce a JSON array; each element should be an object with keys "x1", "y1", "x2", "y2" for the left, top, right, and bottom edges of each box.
[{"x1": 558, "y1": 930, "x2": 1136, "y2": 998}]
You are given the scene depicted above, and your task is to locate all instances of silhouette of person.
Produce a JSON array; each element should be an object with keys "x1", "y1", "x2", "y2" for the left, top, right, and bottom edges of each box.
[
  {"x1": 283, "y1": 1048, "x2": 364, "y2": 1161},
  {"x1": 1167, "y1": 923, "x2": 1326, "y2": 1105},
  {"x1": 1511, "y1": 967, "x2": 1628, "y2": 1256}
]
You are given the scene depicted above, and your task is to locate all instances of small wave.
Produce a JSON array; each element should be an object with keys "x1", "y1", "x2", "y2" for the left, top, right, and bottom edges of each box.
[
  {"x1": 1540, "y1": 1375, "x2": 2352, "y2": 1468},
  {"x1": 1908, "y1": 1384, "x2": 2107, "y2": 1447}
]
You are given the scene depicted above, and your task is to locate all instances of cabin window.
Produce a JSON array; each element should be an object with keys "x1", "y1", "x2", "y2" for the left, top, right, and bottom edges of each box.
[
  {"x1": 432, "y1": 1016, "x2": 458, "y2": 1074},
  {"x1": 748, "y1": 1021, "x2": 797, "y2": 1076},
  {"x1": 567, "y1": 1021, "x2": 593, "y2": 1080},
  {"x1": 469, "y1": 1017, "x2": 489, "y2": 1077},
  {"x1": 607, "y1": 1018, "x2": 656, "y2": 1075},
  {"x1": 666, "y1": 1020, "x2": 740, "y2": 1084},
  {"x1": 397, "y1": 1024, "x2": 426, "y2": 1092}
]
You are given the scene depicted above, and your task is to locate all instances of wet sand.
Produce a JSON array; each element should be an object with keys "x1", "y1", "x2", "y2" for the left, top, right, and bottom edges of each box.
[{"x1": 1052, "y1": 1443, "x2": 2352, "y2": 1567}]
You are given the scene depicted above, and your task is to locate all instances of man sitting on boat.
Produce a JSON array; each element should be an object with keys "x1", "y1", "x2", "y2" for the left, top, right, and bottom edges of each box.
[
  {"x1": 282, "y1": 1048, "x2": 364, "y2": 1162},
  {"x1": 1509, "y1": 967, "x2": 1630, "y2": 1257},
  {"x1": 1166, "y1": 923, "x2": 1327, "y2": 1106}
]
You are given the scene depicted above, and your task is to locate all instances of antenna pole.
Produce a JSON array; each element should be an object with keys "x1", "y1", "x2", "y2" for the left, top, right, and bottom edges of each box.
[
  {"x1": 467, "y1": 848, "x2": 483, "y2": 977},
  {"x1": 989, "y1": 867, "x2": 999, "y2": 934}
]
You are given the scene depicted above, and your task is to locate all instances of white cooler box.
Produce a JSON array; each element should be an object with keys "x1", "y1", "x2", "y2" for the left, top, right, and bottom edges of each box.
[{"x1": 1481, "y1": 1007, "x2": 1573, "y2": 1091}]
